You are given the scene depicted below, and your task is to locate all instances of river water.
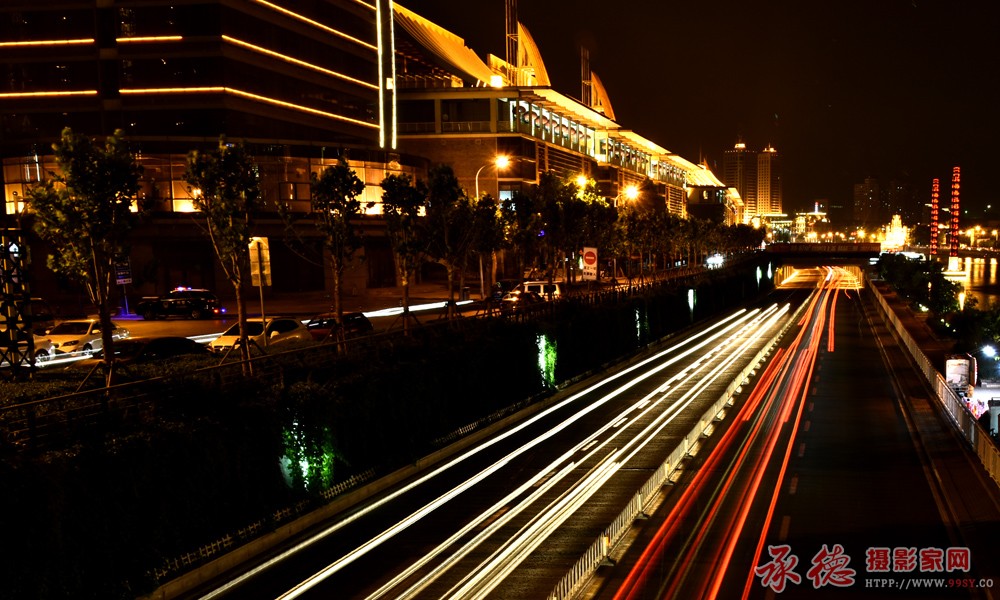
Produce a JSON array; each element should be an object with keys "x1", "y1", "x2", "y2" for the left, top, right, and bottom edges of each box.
[{"x1": 962, "y1": 257, "x2": 1000, "y2": 309}]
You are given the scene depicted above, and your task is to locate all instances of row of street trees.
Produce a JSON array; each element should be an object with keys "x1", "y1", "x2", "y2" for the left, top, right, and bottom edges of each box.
[{"x1": 23, "y1": 129, "x2": 765, "y2": 380}]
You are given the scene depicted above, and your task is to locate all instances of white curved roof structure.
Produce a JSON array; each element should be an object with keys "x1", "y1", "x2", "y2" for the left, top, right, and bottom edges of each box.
[
  {"x1": 590, "y1": 72, "x2": 616, "y2": 121},
  {"x1": 394, "y1": 3, "x2": 496, "y2": 86},
  {"x1": 516, "y1": 23, "x2": 550, "y2": 87}
]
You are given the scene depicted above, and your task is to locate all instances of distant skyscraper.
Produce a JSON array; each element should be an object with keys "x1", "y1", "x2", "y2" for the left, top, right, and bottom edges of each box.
[
  {"x1": 886, "y1": 179, "x2": 918, "y2": 223},
  {"x1": 723, "y1": 141, "x2": 757, "y2": 219},
  {"x1": 756, "y1": 145, "x2": 782, "y2": 215},
  {"x1": 853, "y1": 177, "x2": 881, "y2": 227}
]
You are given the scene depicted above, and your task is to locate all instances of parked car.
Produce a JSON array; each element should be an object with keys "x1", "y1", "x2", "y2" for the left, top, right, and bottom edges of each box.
[
  {"x1": 500, "y1": 290, "x2": 543, "y2": 315},
  {"x1": 305, "y1": 311, "x2": 374, "y2": 341},
  {"x1": 136, "y1": 287, "x2": 225, "y2": 320},
  {"x1": 30, "y1": 335, "x2": 56, "y2": 363},
  {"x1": 4, "y1": 334, "x2": 56, "y2": 366},
  {"x1": 45, "y1": 319, "x2": 130, "y2": 356},
  {"x1": 521, "y1": 280, "x2": 565, "y2": 301},
  {"x1": 96, "y1": 336, "x2": 212, "y2": 365},
  {"x1": 491, "y1": 279, "x2": 523, "y2": 302},
  {"x1": 209, "y1": 317, "x2": 312, "y2": 353}
]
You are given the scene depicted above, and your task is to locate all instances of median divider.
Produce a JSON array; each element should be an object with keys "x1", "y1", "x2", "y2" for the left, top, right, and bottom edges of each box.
[{"x1": 547, "y1": 299, "x2": 809, "y2": 600}]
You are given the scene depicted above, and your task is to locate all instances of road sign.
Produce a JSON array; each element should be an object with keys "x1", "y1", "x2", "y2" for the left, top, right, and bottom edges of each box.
[
  {"x1": 115, "y1": 259, "x2": 132, "y2": 285},
  {"x1": 582, "y1": 246, "x2": 598, "y2": 281},
  {"x1": 249, "y1": 237, "x2": 272, "y2": 287}
]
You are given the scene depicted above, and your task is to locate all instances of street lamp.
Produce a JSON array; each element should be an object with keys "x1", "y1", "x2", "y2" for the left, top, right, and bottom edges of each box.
[
  {"x1": 474, "y1": 155, "x2": 510, "y2": 199},
  {"x1": 614, "y1": 184, "x2": 639, "y2": 207},
  {"x1": 610, "y1": 185, "x2": 640, "y2": 281},
  {"x1": 474, "y1": 156, "x2": 510, "y2": 300}
]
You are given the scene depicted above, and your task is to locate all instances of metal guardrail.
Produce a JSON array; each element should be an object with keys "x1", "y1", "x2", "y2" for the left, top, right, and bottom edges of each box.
[
  {"x1": 548, "y1": 300, "x2": 808, "y2": 600},
  {"x1": 0, "y1": 333, "x2": 388, "y2": 450},
  {"x1": 867, "y1": 279, "x2": 1000, "y2": 486}
]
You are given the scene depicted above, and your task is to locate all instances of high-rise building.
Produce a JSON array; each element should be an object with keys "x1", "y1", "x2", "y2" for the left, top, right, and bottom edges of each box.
[
  {"x1": 0, "y1": 0, "x2": 419, "y2": 298},
  {"x1": 756, "y1": 145, "x2": 782, "y2": 215},
  {"x1": 886, "y1": 179, "x2": 919, "y2": 224},
  {"x1": 853, "y1": 177, "x2": 881, "y2": 228},
  {"x1": 722, "y1": 141, "x2": 757, "y2": 219}
]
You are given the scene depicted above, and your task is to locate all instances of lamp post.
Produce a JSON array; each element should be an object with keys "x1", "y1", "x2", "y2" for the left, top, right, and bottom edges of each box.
[
  {"x1": 474, "y1": 156, "x2": 510, "y2": 299},
  {"x1": 475, "y1": 155, "x2": 510, "y2": 200}
]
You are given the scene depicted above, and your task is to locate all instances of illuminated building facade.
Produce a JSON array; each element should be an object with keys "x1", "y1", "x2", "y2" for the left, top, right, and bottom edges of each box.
[
  {"x1": 756, "y1": 145, "x2": 781, "y2": 215},
  {"x1": 1, "y1": 0, "x2": 417, "y2": 299},
  {"x1": 390, "y1": 4, "x2": 719, "y2": 217},
  {"x1": 722, "y1": 141, "x2": 757, "y2": 218},
  {"x1": 1, "y1": 1, "x2": 723, "y2": 302}
]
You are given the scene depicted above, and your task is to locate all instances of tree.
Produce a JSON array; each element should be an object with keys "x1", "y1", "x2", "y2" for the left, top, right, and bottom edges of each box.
[
  {"x1": 380, "y1": 173, "x2": 426, "y2": 334},
  {"x1": 533, "y1": 172, "x2": 579, "y2": 281},
  {"x1": 309, "y1": 155, "x2": 368, "y2": 336},
  {"x1": 502, "y1": 190, "x2": 543, "y2": 279},
  {"x1": 576, "y1": 183, "x2": 617, "y2": 268},
  {"x1": 470, "y1": 193, "x2": 505, "y2": 298},
  {"x1": 25, "y1": 127, "x2": 143, "y2": 386},
  {"x1": 184, "y1": 137, "x2": 262, "y2": 370},
  {"x1": 423, "y1": 165, "x2": 471, "y2": 318}
]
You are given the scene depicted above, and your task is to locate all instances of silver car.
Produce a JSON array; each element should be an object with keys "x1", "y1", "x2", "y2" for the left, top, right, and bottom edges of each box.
[
  {"x1": 45, "y1": 319, "x2": 130, "y2": 356},
  {"x1": 209, "y1": 317, "x2": 312, "y2": 353}
]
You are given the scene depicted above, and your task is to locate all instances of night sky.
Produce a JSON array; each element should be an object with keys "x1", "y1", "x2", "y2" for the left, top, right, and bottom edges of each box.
[{"x1": 403, "y1": 0, "x2": 999, "y2": 219}]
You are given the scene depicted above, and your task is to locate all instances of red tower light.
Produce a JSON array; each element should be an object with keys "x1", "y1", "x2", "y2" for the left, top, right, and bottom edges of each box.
[
  {"x1": 930, "y1": 178, "x2": 939, "y2": 256},
  {"x1": 950, "y1": 167, "x2": 961, "y2": 257}
]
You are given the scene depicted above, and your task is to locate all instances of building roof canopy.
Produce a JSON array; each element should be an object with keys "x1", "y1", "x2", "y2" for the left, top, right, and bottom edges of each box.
[{"x1": 395, "y1": 4, "x2": 496, "y2": 86}]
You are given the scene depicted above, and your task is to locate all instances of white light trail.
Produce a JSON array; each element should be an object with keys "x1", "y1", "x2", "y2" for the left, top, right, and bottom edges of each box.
[{"x1": 203, "y1": 309, "x2": 756, "y2": 598}]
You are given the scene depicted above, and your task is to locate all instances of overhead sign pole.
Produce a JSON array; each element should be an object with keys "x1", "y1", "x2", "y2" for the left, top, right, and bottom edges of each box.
[
  {"x1": 115, "y1": 258, "x2": 132, "y2": 316},
  {"x1": 249, "y1": 237, "x2": 271, "y2": 348}
]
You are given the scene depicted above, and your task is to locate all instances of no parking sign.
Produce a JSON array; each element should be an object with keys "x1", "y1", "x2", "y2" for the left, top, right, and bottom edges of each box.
[{"x1": 582, "y1": 246, "x2": 598, "y2": 281}]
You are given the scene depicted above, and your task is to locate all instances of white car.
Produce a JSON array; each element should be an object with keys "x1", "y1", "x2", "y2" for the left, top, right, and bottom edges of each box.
[
  {"x1": 45, "y1": 319, "x2": 130, "y2": 356},
  {"x1": 209, "y1": 317, "x2": 312, "y2": 353},
  {"x1": 30, "y1": 335, "x2": 56, "y2": 363},
  {"x1": 521, "y1": 280, "x2": 565, "y2": 301},
  {"x1": 1, "y1": 334, "x2": 55, "y2": 367}
]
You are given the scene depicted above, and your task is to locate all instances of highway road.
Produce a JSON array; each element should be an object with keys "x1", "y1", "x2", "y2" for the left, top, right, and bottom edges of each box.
[
  {"x1": 39, "y1": 267, "x2": 1000, "y2": 600},
  {"x1": 184, "y1": 277, "x2": 809, "y2": 599},
  {"x1": 593, "y1": 268, "x2": 1000, "y2": 600}
]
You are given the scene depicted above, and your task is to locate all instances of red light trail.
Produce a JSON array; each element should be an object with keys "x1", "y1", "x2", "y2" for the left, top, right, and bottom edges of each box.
[{"x1": 613, "y1": 268, "x2": 852, "y2": 600}]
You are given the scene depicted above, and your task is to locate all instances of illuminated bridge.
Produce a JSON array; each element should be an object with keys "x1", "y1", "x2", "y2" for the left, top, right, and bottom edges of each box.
[{"x1": 765, "y1": 242, "x2": 882, "y2": 265}]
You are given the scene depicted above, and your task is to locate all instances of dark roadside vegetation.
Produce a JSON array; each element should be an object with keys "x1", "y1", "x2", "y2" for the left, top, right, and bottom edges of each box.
[{"x1": 876, "y1": 253, "x2": 1000, "y2": 364}]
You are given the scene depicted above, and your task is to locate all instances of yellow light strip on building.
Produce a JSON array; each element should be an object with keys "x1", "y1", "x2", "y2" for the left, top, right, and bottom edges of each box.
[
  {"x1": 116, "y1": 36, "x2": 183, "y2": 43},
  {"x1": 119, "y1": 86, "x2": 379, "y2": 130},
  {"x1": 251, "y1": 0, "x2": 377, "y2": 51},
  {"x1": 389, "y1": 0, "x2": 397, "y2": 150},
  {"x1": 377, "y1": 0, "x2": 385, "y2": 148},
  {"x1": 227, "y1": 88, "x2": 378, "y2": 128},
  {"x1": 222, "y1": 36, "x2": 377, "y2": 90},
  {"x1": 0, "y1": 90, "x2": 98, "y2": 98},
  {"x1": 0, "y1": 38, "x2": 94, "y2": 47},
  {"x1": 121, "y1": 86, "x2": 225, "y2": 94}
]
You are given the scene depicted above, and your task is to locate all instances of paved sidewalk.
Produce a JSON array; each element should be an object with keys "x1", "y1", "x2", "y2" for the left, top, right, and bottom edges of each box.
[{"x1": 869, "y1": 279, "x2": 954, "y2": 368}]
